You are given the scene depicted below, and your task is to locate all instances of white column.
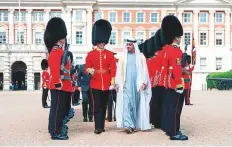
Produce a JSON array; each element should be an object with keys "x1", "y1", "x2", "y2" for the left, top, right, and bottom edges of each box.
[
  {"x1": 87, "y1": 8, "x2": 93, "y2": 48},
  {"x1": 44, "y1": 9, "x2": 50, "y2": 26},
  {"x1": 177, "y1": 10, "x2": 183, "y2": 23},
  {"x1": 8, "y1": 9, "x2": 14, "y2": 44},
  {"x1": 27, "y1": 9, "x2": 32, "y2": 44},
  {"x1": 225, "y1": 10, "x2": 231, "y2": 70},
  {"x1": 161, "y1": 10, "x2": 166, "y2": 20},
  {"x1": 27, "y1": 59, "x2": 34, "y2": 90},
  {"x1": 209, "y1": 10, "x2": 215, "y2": 48},
  {"x1": 64, "y1": 8, "x2": 72, "y2": 43},
  {"x1": 3, "y1": 56, "x2": 10, "y2": 90},
  {"x1": 193, "y1": 10, "x2": 199, "y2": 47}
]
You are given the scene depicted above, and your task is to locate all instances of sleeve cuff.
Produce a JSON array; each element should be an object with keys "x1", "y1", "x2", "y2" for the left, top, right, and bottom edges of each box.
[
  {"x1": 111, "y1": 77, "x2": 115, "y2": 85},
  {"x1": 55, "y1": 83, "x2": 62, "y2": 88}
]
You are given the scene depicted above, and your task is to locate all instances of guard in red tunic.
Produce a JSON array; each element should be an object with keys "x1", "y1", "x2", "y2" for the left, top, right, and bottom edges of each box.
[
  {"x1": 44, "y1": 17, "x2": 72, "y2": 140},
  {"x1": 183, "y1": 55, "x2": 194, "y2": 105},
  {"x1": 41, "y1": 59, "x2": 50, "y2": 108},
  {"x1": 160, "y1": 15, "x2": 188, "y2": 140},
  {"x1": 85, "y1": 19, "x2": 116, "y2": 134},
  {"x1": 149, "y1": 29, "x2": 166, "y2": 129}
]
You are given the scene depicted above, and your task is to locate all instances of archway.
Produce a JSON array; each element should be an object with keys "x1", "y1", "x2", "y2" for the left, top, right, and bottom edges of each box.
[{"x1": 11, "y1": 61, "x2": 27, "y2": 90}]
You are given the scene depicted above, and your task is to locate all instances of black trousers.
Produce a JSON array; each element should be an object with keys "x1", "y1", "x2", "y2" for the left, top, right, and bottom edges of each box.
[
  {"x1": 72, "y1": 90, "x2": 80, "y2": 105},
  {"x1": 161, "y1": 88, "x2": 183, "y2": 136},
  {"x1": 107, "y1": 90, "x2": 117, "y2": 120},
  {"x1": 42, "y1": 88, "x2": 49, "y2": 107},
  {"x1": 150, "y1": 86, "x2": 165, "y2": 128},
  {"x1": 82, "y1": 89, "x2": 93, "y2": 119},
  {"x1": 48, "y1": 90, "x2": 67, "y2": 135},
  {"x1": 65, "y1": 92, "x2": 72, "y2": 117},
  {"x1": 91, "y1": 88, "x2": 109, "y2": 130}
]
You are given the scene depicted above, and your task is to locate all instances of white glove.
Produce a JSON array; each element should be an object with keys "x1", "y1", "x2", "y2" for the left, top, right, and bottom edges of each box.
[
  {"x1": 89, "y1": 68, "x2": 95, "y2": 75},
  {"x1": 176, "y1": 88, "x2": 184, "y2": 94},
  {"x1": 109, "y1": 85, "x2": 115, "y2": 90}
]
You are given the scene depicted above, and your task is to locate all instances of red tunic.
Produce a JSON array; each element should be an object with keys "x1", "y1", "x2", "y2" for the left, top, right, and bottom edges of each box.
[
  {"x1": 157, "y1": 49, "x2": 168, "y2": 87},
  {"x1": 48, "y1": 45, "x2": 73, "y2": 92},
  {"x1": 150, "y1": 51, "x2": 162, "y2": 88},
  {"x1": 183, "y1": 63, "x2": 195, "y2": 89},
  {"x1": 41, "y1": 70, "x2": 50, "y2": 89},
  {"x1": 160, "y1": 45, "x2": 183, "y2": 90},
  {"x1": 85, "y1": 49, "x2": 116, "y2": 91}
]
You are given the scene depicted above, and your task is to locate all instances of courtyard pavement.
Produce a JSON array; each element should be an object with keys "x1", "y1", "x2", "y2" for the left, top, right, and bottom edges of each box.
[{"x1": 0, "y1": 90, "x2": 231, "y2": 146}]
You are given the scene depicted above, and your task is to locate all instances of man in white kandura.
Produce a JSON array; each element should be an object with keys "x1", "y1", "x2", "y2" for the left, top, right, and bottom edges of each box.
[{"x1": 115, "y1": 37, "x2": 152, "y2": 134}]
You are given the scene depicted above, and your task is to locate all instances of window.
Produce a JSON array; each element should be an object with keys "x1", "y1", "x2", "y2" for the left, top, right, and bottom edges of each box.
[
  {"x1": 184, "y1": 12, "x2": 191, "y2": 23},
  {"x1": 184, "y1": 32, "x2": 191, "y2": 45},
  {"x1": 0, "y1": 32, "x2": 7, "y2": 44},
  {"x1": 76, "y1": 31, "x2": 83, "y2": 45},
  {"x1": 94, "y1": 11, "x2": 102, "y2": 22},
  {"x1": 35, "y1": 32, "x2": 43, "y2": 45},
  {"x1": 50, "y1": 11, "x2": 61, "y2": 18},
  {"x1": 137, "y1": 12, "x2": 144, "y2": 23},
  {"x1": 32, "y1": 12, "x2": 44, "y2": 22},
  {"x1": 76, "y1": 57, "x2": 83, "y2": 65},
  {"x1": 215, "y1": 12, "x2": 223, "y2": 23},
  {"x1": 199, "y1": 12, "x2": 207, "y2": 23},
  {"x1": 200, "y1": 57, "x2": 207, "y2": 70},
  {"x1": 76, "y1": 11, "x2": 83, "y2": 21},
  {"x1": 123, "y1": 12, "x2": 130, "y2": 22},
  {"x1": 109, "y1": 32, "x2": 117, "y2": 45},
  {"x1": 122, "y1": 31, "x2": 131, "y2": 43},
  {"x1": 200, "y1": 32, "x2": 207, "y2": 46},
  {"x1": 150, "y1": 13, "x2": 158, "y2": 23},
  {"x1": 0, "y1": 10, "x2": 8, "y2": 21},
  {"x1": 215, "y1": 32, "x2": 223, "y2": 46},
  {"x1": 136, "y1": 32, "x2": 145, "y2": 45},
  {"x1": 16, "y1": 31, "x2": 25, "y2": 44},
  {"x1": 14, "y1": 11, "x2": 26, "y2": 21},
  {"x1": 109, "y1": 12, "x2": 116, "y2": 22},
  {"x1": 216, "y1": 57, "x2": 222, "y2": 70},
  {"x1": 150, "y1": 31, "x2": 156, "y2": 37}
]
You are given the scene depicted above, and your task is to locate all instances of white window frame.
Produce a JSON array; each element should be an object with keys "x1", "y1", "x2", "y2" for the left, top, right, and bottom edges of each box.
[
  {"x1": 136, "y1": 11, "x2": 145, "y2": 23},
  {"x1": 109, "y1": 31, "x2": 118, "y2": 46},
  {"x1": 76, "y1": 31, "x2": 83, "y2": 45},
  {"x1": 150, "y1": 12, "x2": 159, "y2": 23},
  {"x1": 32, "y1": 11, "x2": 45, "y2": 22},
  {"x1": 199, "y1": 31, "x2": 208, "y2": 47},
  {"x1": 75, "y1": 10, "x2": 83, "y2": 21},
  {"x1": 50, "y1": 11, "x2": 62, "y2": 19},
  {"x1": 200, "y1": 57, "x2": 207, "y2": 71},
  {"x1": 34, "y1": 32, "x2": 43, "y2": 45},
  {"x1": 215, "y1": 31, "x2": 224, "y2": 46},
  {"x1": 216, "y1": 57, "x2": 222, "y2": 71},
  {"x1": 94, "y1": 11, "x2": 103, "y2": 22},
  {"x1": 215, "y1": 12, "x2": 224, "y2": 24},
  {"x1": 122, "y1": 31, "x2": 132, "y2": 44},
  {"x1": 136, "y1": 31, "x2": 146, "y2": 45},
  {"x1": 199, "y1": 12, "x2": 208, "y2": 24},
  {"x1": 15, "y1": 29, "x2": 26, "y2": 44},
  {"x1": 0, "y1": 29, "x2": 7, "y2": 44},
  {"x1": 122, "y1": 11, "x2": 131, "y2": 23},
  {"x1": 108, "y1": 11, "x2": 117, "y2": 23},
  {"x1": 0, "y1": 10, "x2": 8, "y2": 22},
  {"x1": 14, "y1": 11, "x2": 27, "y2": 22},
  {"x1": 183, "y1": 12, "x2": 192, "y2": 23},
  {"x1": 183, "y1": 31, "x2": 192, "y2": 45}
]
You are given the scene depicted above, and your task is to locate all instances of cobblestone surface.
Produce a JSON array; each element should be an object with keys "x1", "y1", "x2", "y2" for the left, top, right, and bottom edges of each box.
[{"x1": 0, "y1": 90, "x2": 231, "y2": 146}]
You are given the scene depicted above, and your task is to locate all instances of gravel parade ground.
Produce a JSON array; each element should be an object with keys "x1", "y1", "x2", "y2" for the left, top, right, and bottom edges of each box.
[{"x1": 0, "y1": 90, "x2": 231, "y2": 146}]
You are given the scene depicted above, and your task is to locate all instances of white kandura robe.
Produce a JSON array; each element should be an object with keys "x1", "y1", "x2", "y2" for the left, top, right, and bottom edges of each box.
[{"x1": 115, "y1": 42, "x2": 152, "y2": 131}]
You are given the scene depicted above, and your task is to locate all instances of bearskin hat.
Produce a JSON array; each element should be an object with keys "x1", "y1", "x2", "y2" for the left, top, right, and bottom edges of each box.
[
  {"x1": 44, "y1": 17, "x2": 67, "y2": 53},
  {"x1": 138, "y1": 39, "x2": 149, "y2": 58},
  {"x1": 67, "y1": 51, "x2": 73, "y2": 64},
  {"x1": 41, "y1": 59, "x2": 48, "y2": 70},
  {"x1": 187, "y1": 55, "x2": 191, "y2": 64},
  {"x1": 92, "y1": 19, "x2": 112, "y2": 46},
  {"x1": 154, "y1": 29, "x2": 165, "y2": 51},
  {"x1": 161, "y1": 15, "x2": 183, "y2": 45}
]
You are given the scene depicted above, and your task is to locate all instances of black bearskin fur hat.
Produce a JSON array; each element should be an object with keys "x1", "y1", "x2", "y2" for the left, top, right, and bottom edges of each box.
[
  {"x1": 138, "y1": 39, "x2": 149, "y2": 58},
  {"x1": 92, "y1": 19, "x2": 112, "y2": 46},
  {"x1": 44, "y1": 17, "x2": 67, "y2": 53},
  {"x1": 187, "y1": 55, "x2": 191, "y2": 64},
  {"x1": 41, "y1": 59, "x2": 48, "y2": 70},
  {"x1": 67, "y1": 51, "x2": 73, "y2": 64},
  {"x1": 161, "y1": 15, "x2": 183, "y2": 45},
  {"x1": 154, "y1": 29, "x2": 165, "y2": 51}
]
